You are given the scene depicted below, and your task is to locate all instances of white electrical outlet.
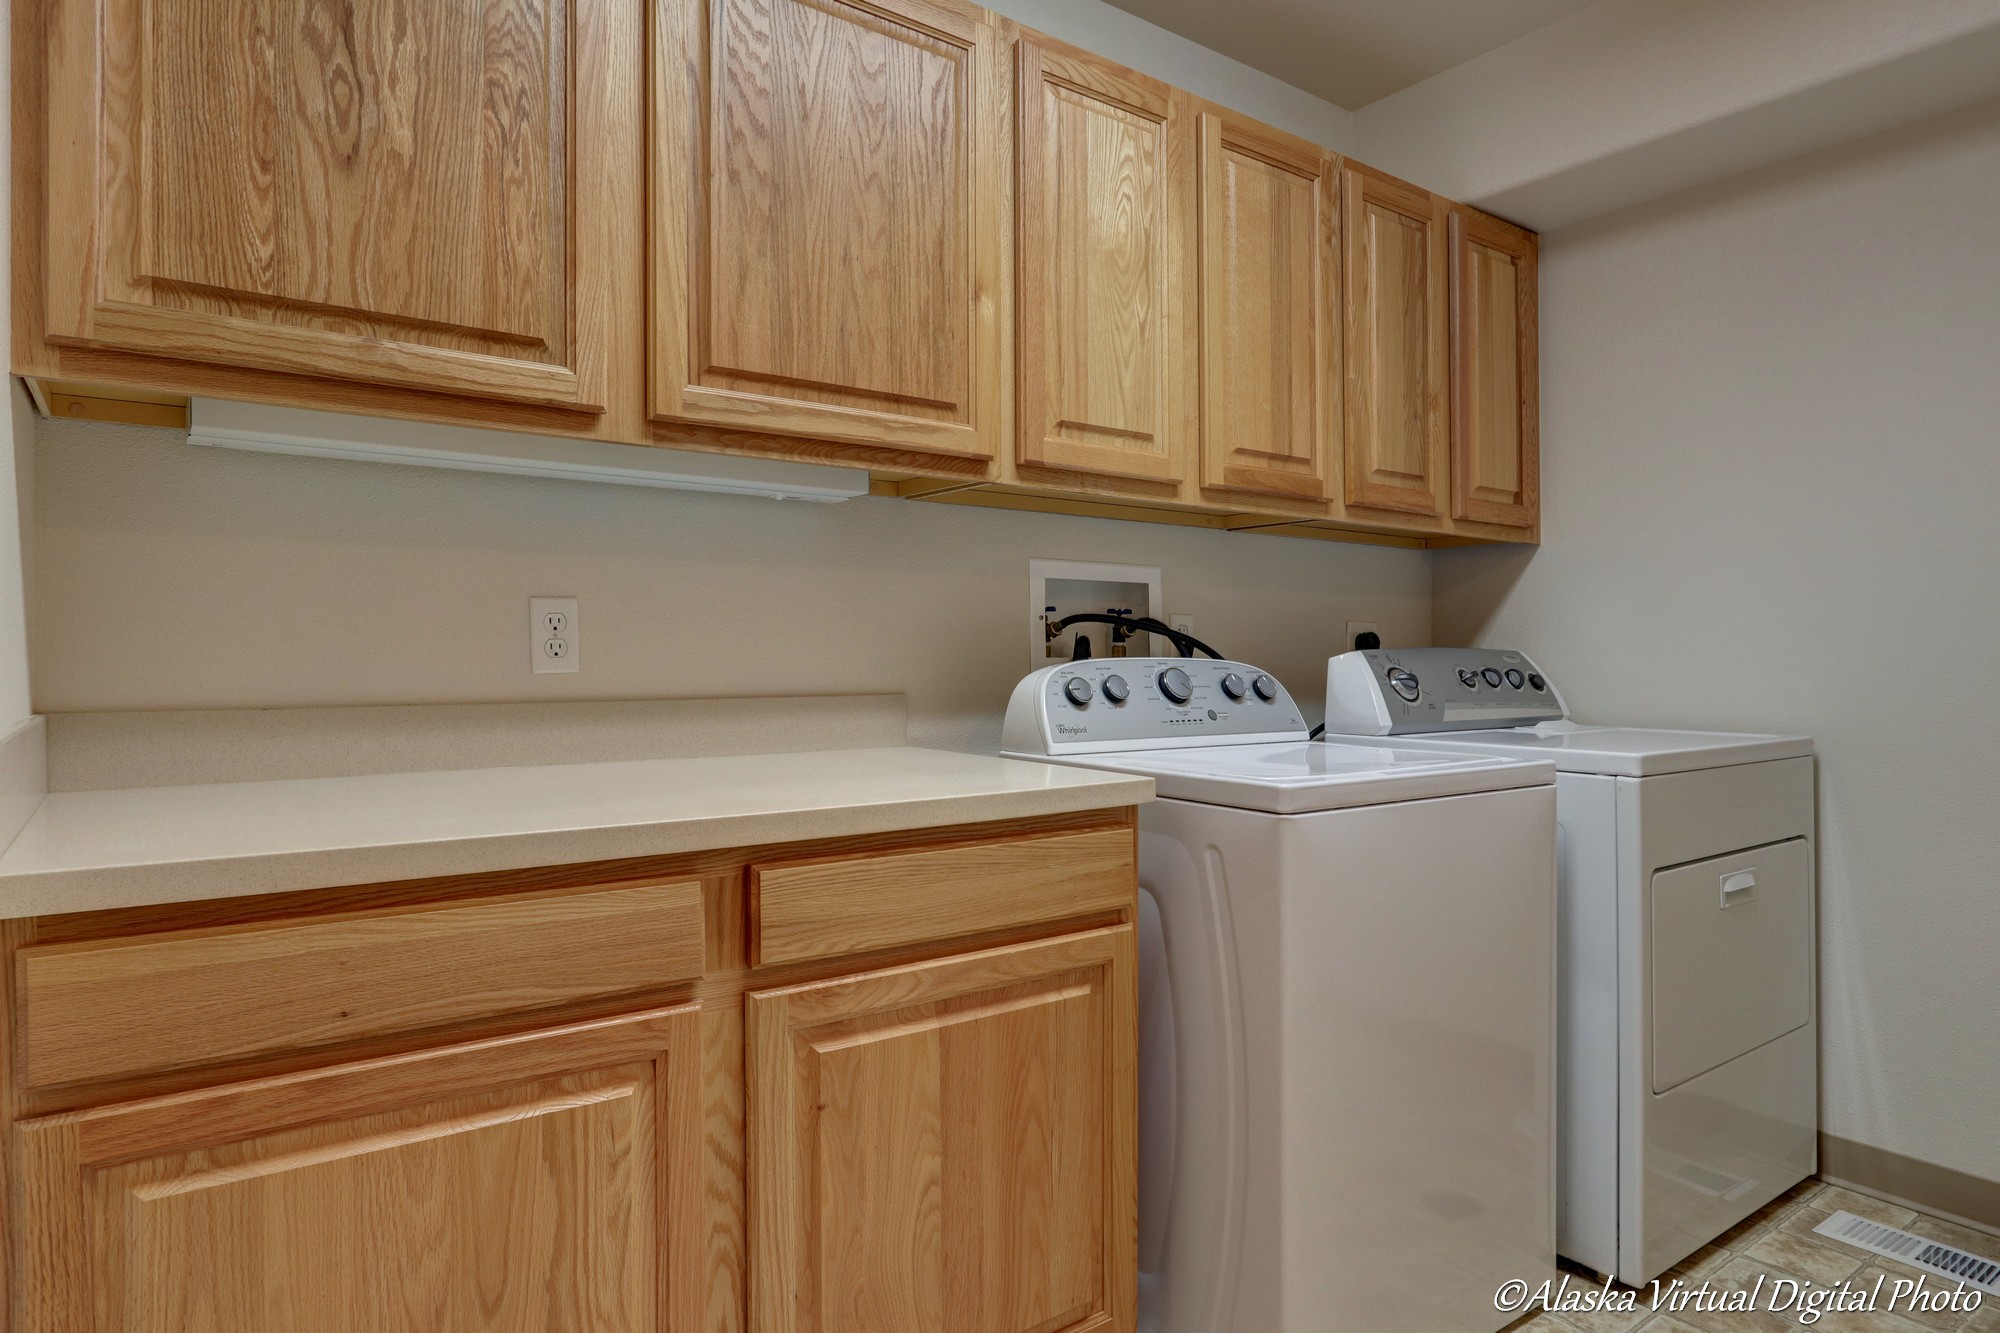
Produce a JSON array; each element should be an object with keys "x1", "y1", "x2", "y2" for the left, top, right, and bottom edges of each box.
[
  {"x1": 1345, "y1": 621, "x2": 1380, "y2": 651},
  {"x1": 531, "y1": 597, "x2": 580, "y2": 674},
  {"x1": 1170, "y1": 613, "x2": 1195, "y2": 636}
]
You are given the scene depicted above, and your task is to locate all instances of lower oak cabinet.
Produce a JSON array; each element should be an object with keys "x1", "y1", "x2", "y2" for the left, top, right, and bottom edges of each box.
[
  {"x1": 747, "y1": 926, "x2": 1137, "y2": 1333},
  {"x1": 0, "y1": 810, "x2": 1139, "y2": 1333},
  {"x1": 15, "y1": 1008, "x2": 707, "y2": 1333}
]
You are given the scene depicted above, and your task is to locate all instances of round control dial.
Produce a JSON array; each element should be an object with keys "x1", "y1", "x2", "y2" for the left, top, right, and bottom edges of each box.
[
  {"x1": 1528, "y1": 673, "x2": 1547, "y2": 692},
  {"x1": 1252, "y1": 673, "x2": 1278, "y2": 701},
  {"x1": 1157, "y1": 667, "x2": 1194, "y2": 705},
  {"x1": 1219, "y1": 672, "x2": 1247, "y2": 701},
  {"x1": 1102, "y1": 674, "x2": 1130, "y2": 703},
  {"x1": 1505, "y1": 668, "x2": 1525, "y2": 689},
  {"x1": 1481, "y1": 667, "x2": 1504, "y2": 688},
  {"x1": 1386, "y1": 667, "x2": 1421, "y2": 702},
  {"x1": 1457, "y1": 668, "x2": 1480, "y2": 689},
  {"x1": 1063, "y1": 677, "x2": 1093, "y2": 707}
]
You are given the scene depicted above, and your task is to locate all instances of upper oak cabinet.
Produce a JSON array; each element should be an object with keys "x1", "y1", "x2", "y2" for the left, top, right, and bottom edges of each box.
[
  {"x1": 1195, "y1": 106, "x2": 1338, "y2": 502},
  {"x1": 1340, "y1": 163, "x2": 1450, "y2": 516},
  {"x1": 653, "y1": 0, "x2": 1004, "y2": 463},
  {"x1": 1016, "y1": 35, "x2": 1196, "y2": 485},
  {"x1": 1450, "y1": 208, "x2": 1540, "y2": 529},
  {"x1": 33, "y1": 0, "x2": 636, "y2": 415}
]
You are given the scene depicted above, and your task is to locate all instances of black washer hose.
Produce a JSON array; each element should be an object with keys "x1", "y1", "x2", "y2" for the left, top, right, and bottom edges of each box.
[{"x1": 1046, "y1": 612, "x2": 1225, "y2": 661}]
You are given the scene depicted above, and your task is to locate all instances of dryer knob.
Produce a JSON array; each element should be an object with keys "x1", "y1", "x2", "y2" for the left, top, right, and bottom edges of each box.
[
  {"x1": 1158, "y1": 667, "x2": 1194, "y2": 705},
  {"x1": 1386, "y1": 667, "x2": 1421, "y2": 702},
  {"x1": 1252, "y1": 673, "x2": 1279, "y2": 702},
  {"x1": 1102, "y1": 674, "x2": 1131, "y2": 703},
  {"x1": 1063, "y1": 677, "x2": 1093, "y2": 707},
  {"x1": 1219, "y1": 672, "x2": 1248, "y2": 701}
]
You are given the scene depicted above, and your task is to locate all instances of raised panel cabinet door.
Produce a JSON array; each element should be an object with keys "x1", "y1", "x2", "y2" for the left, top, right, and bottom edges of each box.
[
  {"x1": 39, "y1": 0, "x2": 636, "y2": 411},
  {"x1": 1017, "y1": 35, "x2": 1195, "y2": 484},
  {"x1": 1341, "y1": 164, "x2": 1450, "y2": 516},
  {"x1": 15, "y1": 1008, "x2": 704, "y2": 1333},
  {"x1": 1197, "y1": 109, "x2": 1338, "y2": 501},
  {"x1": 748, "y1": 926, "x2": 1138, "y2": 1333},
  {"x1": 654, "y1": 0, "x2": 1003, "y2": 460},
  {"x1": 1450, "y1": 208, "x2": 1540, "y2": 529}
]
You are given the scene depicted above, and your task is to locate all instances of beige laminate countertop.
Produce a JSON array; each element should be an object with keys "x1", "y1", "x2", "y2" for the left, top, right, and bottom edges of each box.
[{"x1": 0, "y1": 747, "x2": 1152, "y2": 921}]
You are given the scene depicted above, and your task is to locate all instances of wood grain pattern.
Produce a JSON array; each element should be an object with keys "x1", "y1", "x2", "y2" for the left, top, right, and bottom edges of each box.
[
  {"x1": 14, "y1": 1007, "x2": 703, "y2": 1333},
  {"x1": 751, "y1": 825, "x2": 1134, "y2": 966},
  {"x1": 1196, "y1": 106, "x2": 1337, "y2": 501},
  {"x1": 747, "y1": 925, "x2": 1136, "y2": 1333},
  {"x1": 36, "y1": 0, "x2": 638, "y2": 411},
  {"x1": 1341, "y1": 163, "x2": 1450, "y2": 516},
  {"x1": 652, "y1": 0, "x2": 1003, "y2": 461},
  {"x1": 1016, "y1": 34, "x2": 1194, "y2": 485},
  {"x1": 17, "y1": 879, "x2": 705, "y2": 1090},
  {"x1": 1450, "y1": 207, "x2": 1540, "y2": 529}
]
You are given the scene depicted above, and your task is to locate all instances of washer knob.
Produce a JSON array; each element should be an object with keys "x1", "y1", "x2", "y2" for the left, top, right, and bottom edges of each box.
[
  {"x1": 1063, "y1": 677, "x2": 1093, "y2": 707},
  {"x1": 1458, "y1": 668, "x2": 1480, "y2": 689},
  {"x1": 1102, "y1": 674, "x2": 1130, "y2": 703},
  {"x1": 1481, "y1": 667, "x2": 1504, "y2": 688},
  {"x1": 1252, "y1": 673, "x2": 1279, "y2": 701},
  {"x1": 1219, "y1": 672, "x2": 1247, "y2": 701},
  {"x1": 1386, "y1": 667, "x2": 1421, "y2": 702},
  {"x1": 1504, "y1": 668, "x2": 1525, "y2": 689},
  {"x1": 1158, "y1": 667, "x2": 1194, "y2": 705},
  {"x1": 1528, "y1": 673, "x2": 1547, "y2": 692}
]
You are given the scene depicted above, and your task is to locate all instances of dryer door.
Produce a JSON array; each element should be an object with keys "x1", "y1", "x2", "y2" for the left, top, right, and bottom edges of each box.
[{"x1": 1651, "y1": 838, "x2": 1812, "y2": 1093}]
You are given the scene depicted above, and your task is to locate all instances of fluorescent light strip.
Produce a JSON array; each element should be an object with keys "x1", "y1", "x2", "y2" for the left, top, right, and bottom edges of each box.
[{"x1": 187, "y1": 399, "x2": 871, "y2": 503}]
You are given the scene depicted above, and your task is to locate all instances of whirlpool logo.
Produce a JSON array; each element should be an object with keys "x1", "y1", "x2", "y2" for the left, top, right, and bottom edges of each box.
[{"x1": 1056, "y1": 724, "x2": 1090, "y2": 736}]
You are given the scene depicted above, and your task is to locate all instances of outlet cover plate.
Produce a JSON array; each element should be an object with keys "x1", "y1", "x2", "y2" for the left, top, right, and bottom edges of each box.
[{"x1": 531, "y1": 597, "x2": 580, "y2": 674}]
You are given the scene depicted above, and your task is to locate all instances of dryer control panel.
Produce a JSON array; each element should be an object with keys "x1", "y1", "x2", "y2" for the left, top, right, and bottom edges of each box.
[
  {"x1": 1323, "y1": 647, "x2": 1568, "y2": 736},
  {"x1": 1001, "y1": 659, "x2": 1308, "y2": 755}
]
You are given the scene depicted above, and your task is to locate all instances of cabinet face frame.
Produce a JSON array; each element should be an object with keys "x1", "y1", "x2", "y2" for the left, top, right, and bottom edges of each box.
[
  {"x1": 1340, "y1": 164, "x2": 1450, "y2": 516},
  {"x1": 37, "y1": 0, "x2": 633, "y2": 413},
  {"x1": 1015, "y1": 34, "x2": 1195, "y2": 486},
  {"x1": 1449, "y1": 208, "x2": 1540, "y2": 529},
  {"x1": 652, "y1": 0, "x2": 1004, "y2": 462},
  {"x1": 746, "y1": 925, "x2": 1137, "y2": 1333},
  {"x1": 1195, "y1": 108, "x2": 1338, "y2": 501},
  {"x1": 13, "y1": 1006, "x2": 705, "y2": 1333}
]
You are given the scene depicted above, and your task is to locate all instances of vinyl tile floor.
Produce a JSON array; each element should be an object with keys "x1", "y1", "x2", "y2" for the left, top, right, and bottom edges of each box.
[{"x1": 1503, "y1": 1180, "x2": 2000, "y2": 1332}]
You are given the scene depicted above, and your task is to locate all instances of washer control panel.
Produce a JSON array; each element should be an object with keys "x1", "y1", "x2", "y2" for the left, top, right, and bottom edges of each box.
[
  {"x1": 1322, "y1": 647, "x2": 1566, "y2": 736},
  {"x1": 1001, "y1": 659, "x2": 1308, "y2": 755}
]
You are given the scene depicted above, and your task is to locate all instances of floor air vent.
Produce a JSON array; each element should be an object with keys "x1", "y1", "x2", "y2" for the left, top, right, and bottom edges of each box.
[{"x1": 1813, "y1": 1210, "x2": 2000, "y2": 1293}]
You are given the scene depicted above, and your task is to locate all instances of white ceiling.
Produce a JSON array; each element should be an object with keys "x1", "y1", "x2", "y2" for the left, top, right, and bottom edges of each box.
[{"x1": 1096, "y1": 0, "x2": 1602, "y2": 109}]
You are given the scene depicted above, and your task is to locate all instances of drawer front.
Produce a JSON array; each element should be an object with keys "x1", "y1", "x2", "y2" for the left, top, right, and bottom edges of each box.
[
  {"x1": 17, "y1": 880, "x2": 706, "y2": 1090},
  {"x1": 1651, "y1": 838, "x2": 1812, "y2": 1093},
  {"x1": 750, "y1": 826, "x2": 1134, "y2": 966}
]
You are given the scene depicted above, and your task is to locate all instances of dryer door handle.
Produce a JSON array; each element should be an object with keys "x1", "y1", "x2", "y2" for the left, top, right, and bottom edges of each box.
[{"x1": 1720, "y1": 870, "x2": 1758, "y2": 907}]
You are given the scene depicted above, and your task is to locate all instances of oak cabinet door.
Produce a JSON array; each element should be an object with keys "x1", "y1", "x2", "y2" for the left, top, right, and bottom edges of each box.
[
  {"x1": 1450, "y1": 208, "x2": 1540, "y2": 529},
  {"x1": 1341, "y1": 164, "x2": 1450, "y2": 515},
  {"x1": 40, "y1": 0, "x2": 635, "y2": 412},
  {"x1": 1017, "y1": 36, "x2": 1195, "y2": 484},
  {"x1": 1197, "y1": 109, "x2": 1338, "y2": 501},
  {"x1": 748, "y1": 926, "x2": 1137, "y2": 1333},
  {"x1": 654, "y1": 0, "x2": 1003, "y2": 461},
  {"x1": 15, "y1": 1008, "x2": 704, "y2": 1333}
]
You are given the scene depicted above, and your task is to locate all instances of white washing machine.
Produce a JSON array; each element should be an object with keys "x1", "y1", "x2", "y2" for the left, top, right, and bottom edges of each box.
[
  {"x1": 1322, "y1": 647, "x2": 1818, "y2": 1284},
  {"x1": 1003, "y1": 657, "x2": 1557, "y2": 1333}
]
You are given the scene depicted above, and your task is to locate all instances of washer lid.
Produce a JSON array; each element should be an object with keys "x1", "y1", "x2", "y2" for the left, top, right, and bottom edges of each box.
[
  {"x1": 1009, "y1": 741, "x2": 1554, "y2": 814},
  {"x1": 1324, "y1": 724, "x2": 1813, "y2": 777}
]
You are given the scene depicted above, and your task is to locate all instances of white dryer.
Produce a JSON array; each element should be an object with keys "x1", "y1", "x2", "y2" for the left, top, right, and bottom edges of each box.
[
  {"x1": 1322, "y1": 647, "x2": 1817, "y2": 1284},
  {"x1": 1004, "y1": 657, "x2": 1557, "y2": 1333}
]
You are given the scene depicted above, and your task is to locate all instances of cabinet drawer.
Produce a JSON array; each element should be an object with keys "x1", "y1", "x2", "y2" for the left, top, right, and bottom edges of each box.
[
  {"x1": 750, "y1": 826, "x2": 1134, "y2": 966},
  {"x1": 16, "y1": 880, "x2": 706, "y2": 1090}
]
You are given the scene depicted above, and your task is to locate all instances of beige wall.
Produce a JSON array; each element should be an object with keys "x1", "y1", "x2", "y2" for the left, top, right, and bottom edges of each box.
[
  {"x1": 1435, "y1": 97, "x2": 2000, "y2": 1184},
  {"x1": 33, "y1": 417, "x2": 1429, "y2": 751}
]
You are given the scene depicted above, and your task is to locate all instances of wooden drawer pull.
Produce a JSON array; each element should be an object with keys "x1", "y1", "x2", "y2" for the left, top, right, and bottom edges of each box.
[{"x1": 751, "y1": 826, "x2": 1133, "y2": 966}]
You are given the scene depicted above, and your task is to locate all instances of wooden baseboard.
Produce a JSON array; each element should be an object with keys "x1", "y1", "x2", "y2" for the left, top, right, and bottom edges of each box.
[{"x1": 1820, "y1": 1133, "x2": 2000, "y2": 1237}]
